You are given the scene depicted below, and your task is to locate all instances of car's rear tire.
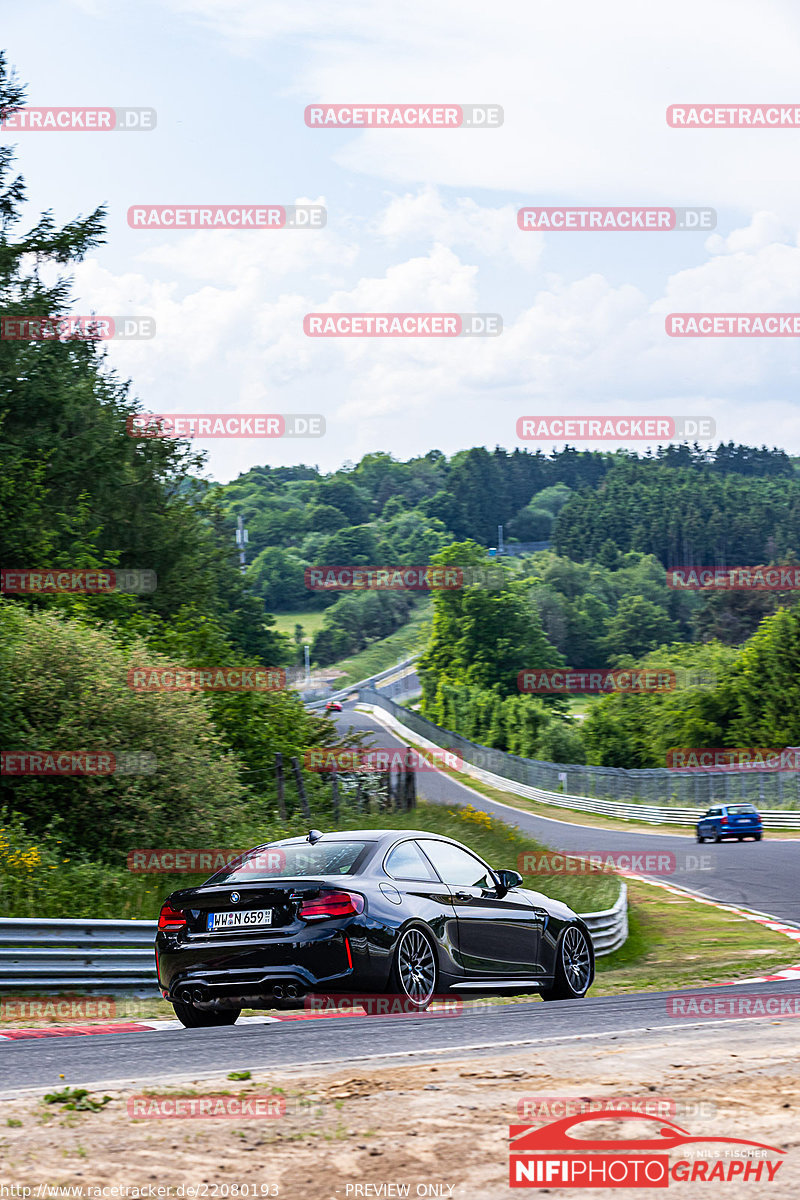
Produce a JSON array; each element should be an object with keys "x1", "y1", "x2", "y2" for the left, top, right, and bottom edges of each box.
[
  {"x1": 755, "y1": 833, "x2": 763, "y2": 841},
  {"x1": 696, "y1": 832, "x2": 705, "y2": 843},
  {"x1": 171, "y1": 1000, "x2": 241, "y2": 1028},
  {"x1": 392, "y1": 926, "x2": 438, "y2": 1011},
  {"x1": 714, "y1": 833, "x2": 723, "y2": 843},
  {"x1": 541, "y1": 925, "x2": 594, "y2": 1002}
]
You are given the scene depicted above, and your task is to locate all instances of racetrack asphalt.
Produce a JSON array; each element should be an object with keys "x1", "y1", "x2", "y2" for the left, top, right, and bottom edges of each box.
[{"x1": 2, "y1": 979, "x2": 799, "y2": 1094}]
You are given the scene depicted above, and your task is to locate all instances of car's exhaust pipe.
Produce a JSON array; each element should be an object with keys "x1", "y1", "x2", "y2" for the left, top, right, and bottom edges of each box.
[
  {"x1": 175, "y1": 983, "x2": 211, "y2": 1005},
  {"x1": 286, "y1": 983, "x2": 299, "y2": 998},
  {"x1": 272, "y1": 984, "x2": 284, "y2": 999}
]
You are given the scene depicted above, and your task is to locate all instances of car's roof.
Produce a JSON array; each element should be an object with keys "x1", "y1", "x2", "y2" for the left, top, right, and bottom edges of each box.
[{"x1": 270, "y1": 829, "x2": 454, "y2": 847}]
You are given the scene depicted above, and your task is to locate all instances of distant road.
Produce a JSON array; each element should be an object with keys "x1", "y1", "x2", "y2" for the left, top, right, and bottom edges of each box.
[{"x1": 334, "y1": 705, "x2": 800, "y2": 926}]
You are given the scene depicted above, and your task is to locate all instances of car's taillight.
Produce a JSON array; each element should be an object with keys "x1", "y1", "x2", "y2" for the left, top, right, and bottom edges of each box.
[
  {"x1": 158, "y1": 903, "x2": 187, "y2": 930},
  {"x1": 720, "y1": 816, "x2": 728, "y2": 824},
  {"x1": 299, "y1": 890, "x2": 365, "y2": 921}
]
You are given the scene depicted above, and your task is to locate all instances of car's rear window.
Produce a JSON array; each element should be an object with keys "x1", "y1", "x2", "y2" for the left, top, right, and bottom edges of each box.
[
  {"x1": 726, "y1": 805, "x2": 758, "y2": 815},
  {"x1": 210, "y1": 841, "x2": 370, "y2": 882}
]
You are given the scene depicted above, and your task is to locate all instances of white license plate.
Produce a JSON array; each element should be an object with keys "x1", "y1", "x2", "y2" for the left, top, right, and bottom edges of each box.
[
  {"x1": 207, "y1": 909, "x2": 272, "y2": 931},
  {"x1": 736, "y1": 819, "x2": 751, "y2": 824}
]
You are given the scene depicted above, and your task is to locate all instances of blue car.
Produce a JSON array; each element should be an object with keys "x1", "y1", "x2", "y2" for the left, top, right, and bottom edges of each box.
[{"x1": 696, "y1": 804, "x2": 763, "y2": 843}]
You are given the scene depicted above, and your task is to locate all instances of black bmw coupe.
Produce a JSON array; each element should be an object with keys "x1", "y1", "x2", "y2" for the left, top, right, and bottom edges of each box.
[{"x1": 155, "y1": 828, "x2": 595, "y2": 1027}]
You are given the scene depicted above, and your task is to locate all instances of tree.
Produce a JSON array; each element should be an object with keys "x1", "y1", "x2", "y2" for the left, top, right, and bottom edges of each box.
[
  {"x1": 305, "y1": 503, "x2": 348, "y2": 533},
  {"x1": 247, "y1": 548, "x2": 310, "y2": 611},
  {"x1": 730, "y1": 607, "x2": 800, "y2": 745},
  {"x1": 602, "y1": 596, "x2": 679, "y2": 661},
  {"x1": 0, "y1": 52, "x2": 282, "y2": 664},
  {"x1": 417, "y1": 541, "x2": 564, "y2": 709}
]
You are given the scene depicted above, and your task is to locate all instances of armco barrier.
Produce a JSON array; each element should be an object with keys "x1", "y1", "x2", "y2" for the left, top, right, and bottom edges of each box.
[
  {"x1": 0, "y1": 918, "x2": 157, "y2": 987},
  {"x1": 0, "y1": 887, "x2": 626, "y2": 991},
  {"x1": 582, "y1": 883, "x2": 628, "y2": 956},
  {"x1": 358, "y1": 689, "x2": 800, "y2": 829},
  {"x1": 306, "y1": 655, "x2": 419, "y2": 709}
]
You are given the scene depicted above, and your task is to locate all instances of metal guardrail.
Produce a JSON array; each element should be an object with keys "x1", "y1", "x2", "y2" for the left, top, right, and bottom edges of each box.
[
  {"x1": 359, "y1": 689, "x2": 800, "y2": 828},
  {"x1": 306, "y1": 655, "x2": 419, "y2": 709},
  {"x1": 0, "y1": 882, "x2": 627, "y2": 990},
  {"x1": 0, "y1": 918, "x2": 157, "y2": 987},
  {"x1": 581, "y1": 883, "x2": 628, "y2": 956}
]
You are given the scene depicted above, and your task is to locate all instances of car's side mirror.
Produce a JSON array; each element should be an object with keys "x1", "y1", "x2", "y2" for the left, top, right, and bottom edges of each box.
[{"x1": 495, "y1": 869, "x2": 524, "y2": 895}]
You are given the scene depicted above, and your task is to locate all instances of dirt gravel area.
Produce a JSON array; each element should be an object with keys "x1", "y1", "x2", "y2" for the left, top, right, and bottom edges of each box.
[{"x1": 1, "y1": 1020, "x2": 798, "y2": 1198}]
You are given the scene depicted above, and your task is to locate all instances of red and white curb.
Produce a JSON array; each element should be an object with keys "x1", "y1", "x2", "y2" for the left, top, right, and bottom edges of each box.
[
  {"x1": 0, "y1": 1015, "x2": 283, "y2": 1041},
  {"x1": 618, "y1": 870, "x2": 800, "y2": 983},
  {"x1": 0, "y1": 1007, "x2": 462, "y2": 1041}
]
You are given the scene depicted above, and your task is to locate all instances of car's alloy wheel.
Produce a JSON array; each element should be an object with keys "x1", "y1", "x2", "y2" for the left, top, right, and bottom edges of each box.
[
  {"x1": 561, "y1": 926, "x2": 593, "y2": 993},
  {"x1": 395, "y1": 927, "x2": 437, "y2": 1009},
  {"x1": 542, "y1": 925, "x2": 593, "y2": 1001}
]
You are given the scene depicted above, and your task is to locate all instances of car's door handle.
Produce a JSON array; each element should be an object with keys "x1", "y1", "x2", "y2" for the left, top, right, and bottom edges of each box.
[{"x1": 453, "y1": 892, "x2": 473, "y2": 903}]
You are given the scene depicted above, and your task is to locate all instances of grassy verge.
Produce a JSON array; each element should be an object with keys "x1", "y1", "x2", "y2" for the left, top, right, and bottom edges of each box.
[
  {"x1": 592, "y1": 877, "x2": 799, "y2": 994},
  {"x1": 332, "y1": 602, "x2": 431, "y2": 686},
  {"x1": 270, "y1": 610, "x2": 329, "y2": 641}
]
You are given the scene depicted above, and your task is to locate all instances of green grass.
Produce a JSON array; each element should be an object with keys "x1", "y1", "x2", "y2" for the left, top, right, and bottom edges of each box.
[
  {"x1": 592, "y1": 877, "x2": 799, "y2": 993},
  {"x1": 332, "y1": 601, "x2": 431, "y2": 685},
  {"x1": 270, "y1": 610, "x2": 329, "y2": 640}
]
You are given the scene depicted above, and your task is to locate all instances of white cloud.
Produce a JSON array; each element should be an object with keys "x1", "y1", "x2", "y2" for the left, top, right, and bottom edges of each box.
[
  {"x1": 149, "y1": 0, "x2": 800, "y2": 214},
  {"x1": 375, "y1": 188, "x2": 543, "y2": 268}
]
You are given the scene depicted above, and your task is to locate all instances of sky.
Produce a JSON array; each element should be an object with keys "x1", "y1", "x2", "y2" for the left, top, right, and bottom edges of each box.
[{"x1": 5, "y1": 0, "x2": 800, "y2": 482}]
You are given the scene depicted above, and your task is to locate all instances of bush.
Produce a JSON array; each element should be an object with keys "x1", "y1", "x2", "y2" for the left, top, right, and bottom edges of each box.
[{"x1": 0, "y1": 601, "x2": 246, "y2": 859}]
